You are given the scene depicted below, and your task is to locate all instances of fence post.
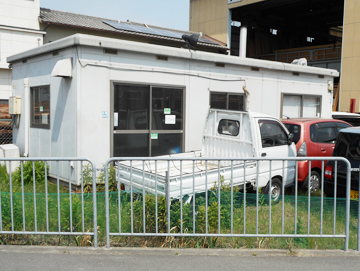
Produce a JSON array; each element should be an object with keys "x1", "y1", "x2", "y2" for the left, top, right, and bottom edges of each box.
[
  {"x1": 345, "y1": 163, "x2": 351, "y2": 251},
  {"x1": 358, "y1": 165, "x2": 360, "y2": 251},
  {"x1": 105, "y1": 162, "x2": 110, "y2": 249},
  {"x1": 92, "y1": 163, "x2": 98, "y2": 248},
  {"x1": 165, "y1": 170, "x2": 170, "y2": 233}
]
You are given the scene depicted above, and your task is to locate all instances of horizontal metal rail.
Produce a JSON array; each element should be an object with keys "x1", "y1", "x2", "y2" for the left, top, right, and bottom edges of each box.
[{"x1": 255, "y1": 46, "x2": 342, "y2": 64}]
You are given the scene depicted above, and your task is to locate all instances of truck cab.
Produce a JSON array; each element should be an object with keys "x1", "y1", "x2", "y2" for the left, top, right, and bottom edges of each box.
[{"x1": 203, "y1": 109, "x2": 296, "y2": 197}]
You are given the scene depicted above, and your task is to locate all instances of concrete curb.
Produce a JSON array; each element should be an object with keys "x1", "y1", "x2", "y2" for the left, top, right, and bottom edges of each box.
[{"x1": 1, "y1": 245, "x2": 359, "y2": 257}]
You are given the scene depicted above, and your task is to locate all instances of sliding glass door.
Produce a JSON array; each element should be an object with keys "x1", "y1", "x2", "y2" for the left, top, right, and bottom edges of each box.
[{"x1": 112, "y1": 83, "x2": 184, "y2": 157}]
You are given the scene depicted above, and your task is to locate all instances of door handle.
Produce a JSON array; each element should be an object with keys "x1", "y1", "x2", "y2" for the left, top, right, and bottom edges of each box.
[
  {"x1": 261, "y1": 153, "x2": 267, "y2": 157},
  {"x1": 321, "y1": 148, "x2": 326, "y2": 153}
]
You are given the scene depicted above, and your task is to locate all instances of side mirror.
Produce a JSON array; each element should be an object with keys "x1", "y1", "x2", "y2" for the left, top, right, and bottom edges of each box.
[{"x1": 288, "y1": 133, "x2": 294, "y2": 145}]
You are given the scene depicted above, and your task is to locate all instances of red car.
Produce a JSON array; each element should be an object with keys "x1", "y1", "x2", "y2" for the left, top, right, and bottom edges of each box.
[{"x1": 281, "y1": 118, "x2": 352, "y2": 192}]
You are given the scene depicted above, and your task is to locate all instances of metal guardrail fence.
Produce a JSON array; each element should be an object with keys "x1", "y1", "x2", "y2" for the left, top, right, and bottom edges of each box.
[
  {"x1": 104, "y1": 157, "x2": 353, "y2": 251},
  {"x1": 0, "y1": 156, "x2": 358, "y2": 251},
  {"x1": 255, "y1": 46, "x2": 342, "y2": 64},
  {"x1": 0, "y1": 158, "x2": 98, "y2": 248}
]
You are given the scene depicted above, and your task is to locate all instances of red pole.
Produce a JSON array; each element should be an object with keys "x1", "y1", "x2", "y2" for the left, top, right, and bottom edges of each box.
[{"x1": 350, "y1": 99, "x2": 356, "y2": 113}]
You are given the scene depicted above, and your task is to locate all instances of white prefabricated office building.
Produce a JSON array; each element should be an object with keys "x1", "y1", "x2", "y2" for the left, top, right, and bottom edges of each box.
[{"x1": 7, "y1": 34, "x2": 338, "y2": 185}]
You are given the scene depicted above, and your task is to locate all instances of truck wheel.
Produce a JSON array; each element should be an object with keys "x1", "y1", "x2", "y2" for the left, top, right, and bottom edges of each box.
[
  {"x1": 262, "y1": 178, "x2": 282, "y2": 203},
  {"x1": 309, "y1": 171, "x2": 320, "y2": 193}
]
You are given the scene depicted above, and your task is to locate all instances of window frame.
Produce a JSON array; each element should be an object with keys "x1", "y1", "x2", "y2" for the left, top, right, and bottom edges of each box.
[
  {"x1": 111, "y1": 82, "x2": 185, "y2": 157},
  {"x1": 281, "y1": 94, "x2": 322, "y2": 118},
  {"x1": 30, "y1": 85, "x2": 51, "y2": 129},
  {"x1": 210, "y1": 92, "x2": 245, "y2": 111}
]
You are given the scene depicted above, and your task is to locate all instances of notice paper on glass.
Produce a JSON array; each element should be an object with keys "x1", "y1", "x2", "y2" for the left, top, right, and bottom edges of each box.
[
  {"x1": 114, "y1": 112, "x2": 118, "y2": 127},
  {"x1": 165, "y1": 115, "x2": 176, "y2": 124}
]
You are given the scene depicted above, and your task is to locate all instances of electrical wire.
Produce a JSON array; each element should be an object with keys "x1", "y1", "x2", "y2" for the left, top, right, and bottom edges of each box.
[{"x1": 74, "y1": 45, "x2": 246, "y2": 83}]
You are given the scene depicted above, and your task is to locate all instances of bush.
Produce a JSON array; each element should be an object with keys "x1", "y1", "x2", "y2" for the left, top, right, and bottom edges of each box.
[{"x1": 12, "y1": 161, "x2": 48, "y2": 185}]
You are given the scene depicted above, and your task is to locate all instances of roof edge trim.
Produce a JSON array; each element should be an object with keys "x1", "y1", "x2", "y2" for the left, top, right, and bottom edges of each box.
[{"x1": 7, "y1": 34, "x2": 339, "y2": 77}]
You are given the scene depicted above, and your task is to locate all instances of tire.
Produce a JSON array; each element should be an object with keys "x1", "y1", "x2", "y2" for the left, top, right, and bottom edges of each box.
[
  {"x1": 324, "y1": 182, "x2": 334, "y2": 198},
  {"x1": 262, "y1": 178, "x2": 282, "y2": 203},
  {"x1": 308, "y1": 171, "x2": 321, "y2": 193},
  {"x1": 323, "y1": 182, "x2": 346, "y2": 198}
]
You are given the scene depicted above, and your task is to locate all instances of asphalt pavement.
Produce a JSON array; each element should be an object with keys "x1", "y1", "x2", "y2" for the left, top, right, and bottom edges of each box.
[{"x1": 0, "y1": 245, "x2": 360, "y2": 271}]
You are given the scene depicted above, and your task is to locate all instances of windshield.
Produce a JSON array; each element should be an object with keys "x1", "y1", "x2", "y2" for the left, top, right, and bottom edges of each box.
[{"x1": 334, "y1": 132, "x2": 360, "y2": 160}]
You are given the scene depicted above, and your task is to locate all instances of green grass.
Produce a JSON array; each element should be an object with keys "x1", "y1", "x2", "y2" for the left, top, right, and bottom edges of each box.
[{"x1": 105, "y1": 191, "x2": 358, "y2": 250}]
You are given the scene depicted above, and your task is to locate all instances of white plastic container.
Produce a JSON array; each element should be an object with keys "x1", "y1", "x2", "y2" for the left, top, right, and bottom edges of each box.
[{"x1": 0, "y1": 144, "x2": 20, "y2": 173}]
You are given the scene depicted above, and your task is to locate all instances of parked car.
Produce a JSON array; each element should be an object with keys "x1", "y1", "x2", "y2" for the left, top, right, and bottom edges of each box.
[
  {"x1": 282, "y1": 118, "x2": 352, "y2": 192},
  {"x1": 332, "y1": 111, "x2": 360, "y2": 127},
  {"x1": 324, "y1": 127, "x2": 360, "y2": 199}
]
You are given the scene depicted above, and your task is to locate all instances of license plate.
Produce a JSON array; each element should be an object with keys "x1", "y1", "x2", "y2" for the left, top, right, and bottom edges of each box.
[{"x1": 350, "y1": 190, "x2": 359, "y2": 200}]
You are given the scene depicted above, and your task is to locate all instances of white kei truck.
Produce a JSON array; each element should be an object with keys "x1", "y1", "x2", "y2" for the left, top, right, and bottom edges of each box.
[{"x1": 116, "y1": 109, "x2": 297, "y2": 201}]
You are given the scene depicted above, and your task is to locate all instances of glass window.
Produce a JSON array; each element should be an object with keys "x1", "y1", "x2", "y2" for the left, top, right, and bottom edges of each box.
[
  {"x1": 284, "y1": 123, "x2": 301, "y2": 144},
  {"x1": 259, "y1": 120, "x2": 288, "y2": 147},
  {"x1": 228, "y1": 95, "x2": 244, "y2": 111},
  {"x1": 334, "y1": 118, "x2": 360, "y2": 127},
  {"x1": 210, "y1": 93, "x2": 227, "y2": 109},
  {"x1": 282, "y1": 94, "x2": 321, "y2": 118},
  {"x1": 152, "y1": 87, "x2": 183, "y2": 130},
  {"x1": 151, "y1": 133, "x2": 183, "y2": 156},
  {"x1": 114, "y1": 134, "x2": 149, "y2": 157},
  {"x1": 303, "y1": 96, "x2": 320, "y2": 118},
  {"x1": 335, "y1": 122, "x2": 351, "y2": 134},
  {"x1": 210, "y1": 92, "x2": 245, "y2": 111},
  {"x1": 31, "y1": 86, "x2": 50, "y2": 129},
  {"x1": 113, "y1": 83, "x2": 184, "y2": 157},
  {"x1": 114, "y1": 84, "x2": 149, "y2": 130},
  {"x1": 282, "y1": 95, "x2": 301, "y2": 118},
  {"x1": 218, "y1": 119, "x2": 240, "y2": 136},
  {"x1": 310, "y1": 122, "x2": 337, "y2": 143}
]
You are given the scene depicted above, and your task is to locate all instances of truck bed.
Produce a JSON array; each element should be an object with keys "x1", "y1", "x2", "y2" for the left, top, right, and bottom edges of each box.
[{"x1": 116, "y1": 151, "x2": 259, "y2": 199}]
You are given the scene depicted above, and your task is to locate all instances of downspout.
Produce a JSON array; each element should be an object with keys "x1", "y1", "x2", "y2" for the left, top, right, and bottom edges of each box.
[
  {"x1": 24, "y1": 78, "x2": 30, "y2": 157},
  {"x1": 239, "y1": 26, "x2": 247, "y2": 58},
  {"x1": 227, "y1": 9, "x2": 232, "y2": 55},
  {"x1": 243, "y1": 85, "x2": 250, "y2": 112}
]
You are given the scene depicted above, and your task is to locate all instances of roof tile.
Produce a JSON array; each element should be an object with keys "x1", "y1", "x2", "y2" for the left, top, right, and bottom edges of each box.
[{"x1": 39, "y1": 8, "x2": 227, "y2": 50}]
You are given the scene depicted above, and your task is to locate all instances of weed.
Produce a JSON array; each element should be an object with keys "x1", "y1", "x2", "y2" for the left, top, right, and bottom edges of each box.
[
  {"x1": 81, "y1": 163, "x2": 117, "y2": 192},
  {"x1": 1, "y1": 171, "x2": 359, "y2": 250},
  {"x1": 12, "y1": 161, "x2": 48, "y2": 185}
]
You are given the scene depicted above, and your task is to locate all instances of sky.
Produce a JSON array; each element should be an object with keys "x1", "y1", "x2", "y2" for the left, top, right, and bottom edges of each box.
[{"x1": 40, "y1": 0, "x2": 190, "y2": 31}]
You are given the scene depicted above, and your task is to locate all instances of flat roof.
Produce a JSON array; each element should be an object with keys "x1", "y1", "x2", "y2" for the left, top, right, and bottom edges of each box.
[{"x1": 7, "y1": 33, "x2": 339, "y2": 77}]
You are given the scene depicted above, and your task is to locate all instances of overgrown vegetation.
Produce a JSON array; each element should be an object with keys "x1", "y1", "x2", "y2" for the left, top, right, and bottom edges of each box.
[
  {"x1": 0, "y1": 163, "x2": 359, "y2": 250},
  {"x1": 81, "y1": 164, "x2": 117, "y2": 192}
]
